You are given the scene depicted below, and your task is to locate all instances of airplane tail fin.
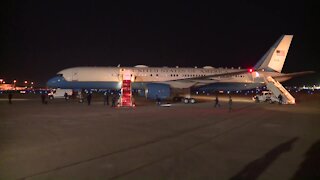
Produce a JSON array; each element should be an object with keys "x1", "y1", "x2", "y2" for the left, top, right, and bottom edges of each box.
[{"x1": 254, "y1": 35, "x2": 293, "y2": 73}]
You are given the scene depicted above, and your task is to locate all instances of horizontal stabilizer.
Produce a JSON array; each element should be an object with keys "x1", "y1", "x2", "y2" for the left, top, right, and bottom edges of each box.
[{"x1": 273, "y1": 71, "x2": 315, "y2": 78}]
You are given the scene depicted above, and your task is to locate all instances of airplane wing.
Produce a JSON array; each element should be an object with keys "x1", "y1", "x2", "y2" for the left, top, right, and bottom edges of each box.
[
  {"x1": 168, "y1": 69, "x2": 249, "y2": 82},
  {"x1": 272, "y1": 71, "x2": 315, "y2": 78},
  {"x1": 162, "y1": 69, "x2": 249, "y2": 87},
  {"x1": 164, "y1": 70, "x2": 314, "y2": 88}
]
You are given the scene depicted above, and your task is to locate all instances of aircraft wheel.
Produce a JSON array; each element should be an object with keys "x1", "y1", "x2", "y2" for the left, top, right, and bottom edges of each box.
[
  {"x1": 190, "y1": 98, "x2": 196, "y2": 104},
  {"x1": 183, "y1": 98, "x2": 189, "y2": 104}
]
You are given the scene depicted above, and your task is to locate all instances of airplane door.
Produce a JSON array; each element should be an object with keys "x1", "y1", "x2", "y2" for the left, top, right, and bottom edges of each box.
[
  {"x1": 72, "y1": 71, "x2": 78, "y2": 81},
  {"x1": 119, "y1": 68, "x2": 134, "y2": 81}
]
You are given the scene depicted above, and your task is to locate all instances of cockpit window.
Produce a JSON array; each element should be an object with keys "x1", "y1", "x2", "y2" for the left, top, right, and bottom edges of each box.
[{"x1": 57, "y1": 74, "x2": 63, "y2": 77}]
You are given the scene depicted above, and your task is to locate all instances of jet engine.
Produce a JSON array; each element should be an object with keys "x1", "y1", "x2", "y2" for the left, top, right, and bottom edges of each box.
[{"x1": 145, "y1": 83, "x2": 170, "y2": 99}]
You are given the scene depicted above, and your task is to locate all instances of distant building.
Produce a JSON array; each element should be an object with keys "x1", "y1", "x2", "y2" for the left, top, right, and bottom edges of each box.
[
  {"x1": 0, "y1": 84, "x2": 26, "y2": 91},
  {"x1": 299, "y1": 85, "x2": 320, "y2": 90}
]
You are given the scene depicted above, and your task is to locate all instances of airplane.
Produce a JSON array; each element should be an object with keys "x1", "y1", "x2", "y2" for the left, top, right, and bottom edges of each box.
[{"x1": 47, "y1": 35, "x2": 313, "y2": 104}]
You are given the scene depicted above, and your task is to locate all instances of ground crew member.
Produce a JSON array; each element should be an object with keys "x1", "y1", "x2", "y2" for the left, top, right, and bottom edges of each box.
[
  {"x1": 41, "y1": 93, "x2": 47, "y2": 104},
  {"x1": 64, "y1": 92, "x2": 68, "y2": 101},
  {"x1": 278, "y1": 94, "x2": 283, "y2": 104},
  {"x1": 104, "y1": 92, "x2": 109, "y2": 106},
  {"x1": 228, "y1": 95, "x2": 232, "y2": 112},
  {"x1": 111, "y1": 96, "x2": 116, "y2": 107},
  {"x1": 8, "y1": 91, "x2": 13, "y2": 104},
  {"x1": 214, "y1": 94, "x2": 220, "y2": 108},
  {"x1": 87, "y1": 93, "x2": 92, "y2": 105}
]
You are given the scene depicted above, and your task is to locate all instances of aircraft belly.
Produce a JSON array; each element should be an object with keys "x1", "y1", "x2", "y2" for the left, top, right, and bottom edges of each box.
[
  {"x1": 163, "y1": 81, "x2": 195, "y2": 89},
  {"x1": 197, "y1": 82, "x2": 264, "y2": 91}
]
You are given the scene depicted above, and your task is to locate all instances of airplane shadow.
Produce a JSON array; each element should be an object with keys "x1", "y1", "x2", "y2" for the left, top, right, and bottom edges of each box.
[
  {"x1": 230, "y1": 137, "x2": 298, "y2": 180},
  {"x1": 291, "y1": 139, "x2": 320, "y2": 179}
]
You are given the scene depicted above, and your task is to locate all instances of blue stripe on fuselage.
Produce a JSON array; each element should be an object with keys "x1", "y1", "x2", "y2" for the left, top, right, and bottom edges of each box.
[
  {"x1": 47, "y1": 76, "x2": 264, "y2": 91},
  {"x1": 47, "y1": 76, "x2": 121, "y2": 89}
]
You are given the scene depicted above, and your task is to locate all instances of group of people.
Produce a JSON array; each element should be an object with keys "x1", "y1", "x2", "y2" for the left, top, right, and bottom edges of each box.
[
  {"x1": 103, "y1": 92, "x2": 118, "y2": 107},
  {"x1": 7, "y1": 90, "x2": 283, "y2": 108},
  {"x1": 6, "y1": 91, "x2": 119, "y2": 106},
  {"x1": 214, "y1": 94, "x2": 233, "y2": 112},
  {"x1": 77, "y1": 91, "x2": 118, "y2": 106}
]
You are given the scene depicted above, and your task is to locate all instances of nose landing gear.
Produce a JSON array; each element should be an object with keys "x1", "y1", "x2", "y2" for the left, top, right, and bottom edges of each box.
[{"x1": 182, "y1": 98, "x2": 196, "y2": 104}]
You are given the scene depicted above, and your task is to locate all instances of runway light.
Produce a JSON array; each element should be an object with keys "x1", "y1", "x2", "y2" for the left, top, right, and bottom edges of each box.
[{"x1": 31, "y1": 82, "x2": 34, "y2": 85}]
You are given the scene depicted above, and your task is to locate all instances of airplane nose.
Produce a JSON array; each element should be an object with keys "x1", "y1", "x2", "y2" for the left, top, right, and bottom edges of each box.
[{"x1": 47, "y1": 76, "x2": 64, "y2": 88}]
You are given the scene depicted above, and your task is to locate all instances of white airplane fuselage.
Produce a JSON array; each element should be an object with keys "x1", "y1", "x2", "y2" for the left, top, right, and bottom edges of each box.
[
  {"x1": 47, "y1": 66, "x2": 289, "y2": 90},
  {"x1": 47, "y1": 35, "x2": 299, "y2": 94}
]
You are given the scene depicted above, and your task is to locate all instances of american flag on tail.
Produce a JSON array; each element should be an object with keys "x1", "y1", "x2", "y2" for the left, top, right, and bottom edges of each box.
[{"x1": 276, "y1": 50, "x2": 285, "y2": 56}]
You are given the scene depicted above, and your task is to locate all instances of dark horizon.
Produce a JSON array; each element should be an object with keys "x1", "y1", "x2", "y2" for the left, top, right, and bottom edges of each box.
[{"x1": 1, "y1": 1, "x2": 318, "y2": 86}]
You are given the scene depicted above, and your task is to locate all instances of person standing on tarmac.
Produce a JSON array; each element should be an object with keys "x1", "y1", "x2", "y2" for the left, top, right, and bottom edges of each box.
[
  {"x1": 228, "y1": 95, "x2": 232, "y2": 112},
  {"x1": 104, "y1": 92, "x2": 109, "y2": 106},
  {"x1": 278, "y1": 94, "x2": 283, "y2": 104},
  {"x1": 87, "y1": 93, "x2": 92, "y2": 105},
  {"x1": 111, "y1": 95, "x2": 116, "y2": 107},
  {"x1": 64, "y1": 92, "x2": 68, "y2": 101},
  {"x1": 214, "y1": 94, "x2": 220, "y2": 108},
  {"x1": 41, "y1": 92, "x2": 47, "y2": 104},
  {"x1": 156, "y1": 95, "x2": 161, "y2": 105},
  {"x1": 78, "y1": 91, "x2": 84, "y2": 103},
  {"x1": 8, "y1": 91, "x2": 13, "y2": 104}
]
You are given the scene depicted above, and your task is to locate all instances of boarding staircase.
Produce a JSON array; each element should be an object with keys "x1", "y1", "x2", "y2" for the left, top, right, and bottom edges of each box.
[
  {"x1": 119, "y1": 70, "x2": 134, "y2": 107},
  {"x1": 265, "y1": 76, "x2": 295, "y2": 104}
]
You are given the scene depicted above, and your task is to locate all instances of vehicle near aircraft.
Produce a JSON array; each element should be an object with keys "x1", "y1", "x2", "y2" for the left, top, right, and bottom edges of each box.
[
  {"x1": 252, "y1": 91, "x2": 280, "y2": 103},
  {"x1": 48, "y1": 88, "x2": 73, "y2": 99},
  {"x1": 47, "y1": 35, "x2": 313, "y2": 104}
]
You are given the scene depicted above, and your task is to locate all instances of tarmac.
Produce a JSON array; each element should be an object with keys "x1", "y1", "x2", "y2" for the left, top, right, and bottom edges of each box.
[{"x1": 0, "y1": 93, "x2": 320, "y2": 179}]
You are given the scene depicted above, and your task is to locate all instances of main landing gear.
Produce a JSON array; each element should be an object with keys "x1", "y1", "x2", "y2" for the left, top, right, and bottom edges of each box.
[
  {"x1": 182, "y1": 98, "x2": 196, "y2": 104},
  {"x1": 172, "y1": 88, "x2": 196, "y2": 104}
]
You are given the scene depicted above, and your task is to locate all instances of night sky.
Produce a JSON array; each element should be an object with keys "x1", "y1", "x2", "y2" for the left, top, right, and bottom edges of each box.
[{"x1": 1, "y1": 1, "x2": 318, "y2": 86}]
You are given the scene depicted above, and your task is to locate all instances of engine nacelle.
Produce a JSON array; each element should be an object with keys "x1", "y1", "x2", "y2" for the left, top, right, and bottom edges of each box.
[{"x1": 146, "y1": 83, "x2": 170, "y2": 99}]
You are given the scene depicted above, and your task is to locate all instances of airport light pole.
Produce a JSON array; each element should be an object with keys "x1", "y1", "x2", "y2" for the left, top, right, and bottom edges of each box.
[{"x1": 13, "y1": 80, "x2": 17, "y2": 90}]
